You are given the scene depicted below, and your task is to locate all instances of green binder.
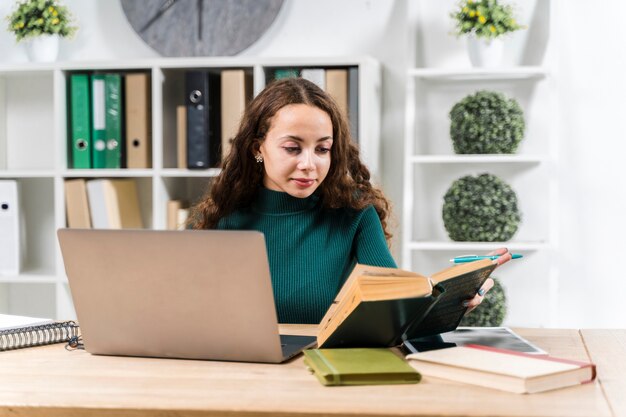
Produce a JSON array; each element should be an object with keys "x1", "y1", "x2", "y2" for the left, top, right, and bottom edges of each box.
[
  {"x1": 104, "y1": 74, "x2": 123, "y2": 169},
  {"x1": 303, "y1": 348, "x2": 421, "y2": 386},
  {"x1": 273, "y1": 68, "x2": 299, "y2": 80},
  {"x1": 69, "y1": 74, "x2": 91, "y2": 169},
  {"x1": 91, "y1": 74, "x2": 106, "y2": 169}
]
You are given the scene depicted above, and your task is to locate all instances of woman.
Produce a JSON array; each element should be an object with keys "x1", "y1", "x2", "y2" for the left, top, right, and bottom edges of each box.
[{"x1": 189, "y1": 77, "x2": 507, "y2": 324}]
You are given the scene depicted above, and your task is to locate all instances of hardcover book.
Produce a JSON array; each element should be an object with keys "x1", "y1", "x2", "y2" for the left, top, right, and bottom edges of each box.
[
  {"x1": 406, "y1": 345, "x2": 596, "y2": 394},
  {"x1": 303, "y1": 348, "x2": 420, "y2": 386},
  {"x1": 317, "y1": 259, "x2": 497, "y2": 348}
]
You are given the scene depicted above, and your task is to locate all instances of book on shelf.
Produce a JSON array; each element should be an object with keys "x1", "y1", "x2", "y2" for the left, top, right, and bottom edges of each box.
[
  {"x1": 273, "y1": 68, "x2": 299, "y2": 79},
  {"x1": 176, "y1": 105, "x2": 187, "y2": 169},
  {"x1": 300, "y1": 68, "x2": 326, "y2": 89},
  {"x1": 64, "y1": 179, "x2": 92, "y2": 229},
  {"x1": 86, "y1": 179, "x2": 143, "y2": 229},
  {"x1": 303, "y1": 348, "x2": 421, "y2": 387},
  {"x1": 406, "y1": 345, "x2": 596, "y2": 394},
  {"x1": 348, "y1": 67, "x2": 359, "y2": 142},
  {"x1": 325, "y1": 69, "x2": 348, "y2": 119},
  {"x1": 317, "y1": 259, "x2": 497, "y2": 348},
  {"x1": 220, "y1": 69, "x2": 253, "y2": 161},
  {"x1": 68, "y1": 73, "x2": 92, "y2": 169},
  {"x1": 0, "y1": 314, "x2": 79, "y2": 352},
  {"x1": 0, "y1": 180, "x2": 21, "y2": 276},
  {"x1": 91, "y1": 74, "x2": 107, "y2": 169},
  {"x1": 166, "y1": 200, "x2": 189, "y2": 230},
  {"x1": 104, "y1": 73, "x2": 123, "y2": 169},
  {"x1": 125, "y1": 72, "x2": 152, "y2": 169}
]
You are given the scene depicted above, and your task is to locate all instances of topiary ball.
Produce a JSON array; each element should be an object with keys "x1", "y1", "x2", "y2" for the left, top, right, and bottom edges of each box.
[
  {"x1": 442, "y1": 173, "x2": 521, "y2": 241},
  {"x1": 460, "y1": 277, "x2": 507, "y2": 327},
  {"x1": 449, "y1": 90, "x2": 525, "y2": 154}
]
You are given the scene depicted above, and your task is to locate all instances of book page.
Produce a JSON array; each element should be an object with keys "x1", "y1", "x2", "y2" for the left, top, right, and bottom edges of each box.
[{"x1": 0, "y1": 314, "x2": 53, "y2": 331}]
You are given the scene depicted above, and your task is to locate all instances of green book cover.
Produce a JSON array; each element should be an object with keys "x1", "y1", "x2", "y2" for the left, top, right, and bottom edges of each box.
[
  {"x1": 104, "y1": 74, "x2": 123, "y2": 169},
  {"x1": 69, "y1": 74, "x2": 91, "y2": 169},
  {"x1": 273, "y1": 68, "x2": 299, "y2": 80},
  {"x1": 303, "y1": 348, "x2": 421, "y2": 386},
  {"x1": 91, "y1": 74, "x2": 106, "y2": 169}
]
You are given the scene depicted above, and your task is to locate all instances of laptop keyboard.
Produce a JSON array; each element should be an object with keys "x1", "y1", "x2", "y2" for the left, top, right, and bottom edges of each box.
[{"x1": 279, "y1": 334, "x2": 317, "y2": 359}]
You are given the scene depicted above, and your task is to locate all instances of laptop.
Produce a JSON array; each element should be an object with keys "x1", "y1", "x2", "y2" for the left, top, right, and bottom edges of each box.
[{"x1": 57, "y1": 229, "x2": 317, "y2": 363}]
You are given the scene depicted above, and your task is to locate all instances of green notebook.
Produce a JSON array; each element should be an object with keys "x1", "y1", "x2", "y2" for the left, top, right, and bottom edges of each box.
[{"x1": 303, "y1": 348, "x2": 421, "y2": 387}]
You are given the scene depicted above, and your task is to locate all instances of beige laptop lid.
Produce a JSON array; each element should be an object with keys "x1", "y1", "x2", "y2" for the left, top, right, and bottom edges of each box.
[{"x1": 58, "y1": 229, "x2": 286, "y2": 363}]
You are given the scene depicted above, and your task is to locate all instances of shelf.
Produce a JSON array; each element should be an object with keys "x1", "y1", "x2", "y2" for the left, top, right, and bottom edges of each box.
[
  {"x1": 409, "y1": 155, "x2": 547, "y2": 164},
  {"x1": 0, "y1": 267, "x2": 58, "y2": 283},
  {"x1": 160, "y1": 169, "x2": 221, "y2": 178},
  {"x1": 62, "y1": 169, "x2": 154, "y2": 178},
  {"x1": 407, "y1": 66, "x2": 549, "y2": 81},
  {"x1": 407, "y1": 241, "x2": 550, "y2": 251},
  {"x1": 0, "y1": 170, "x2": 57, "y2": 178}
]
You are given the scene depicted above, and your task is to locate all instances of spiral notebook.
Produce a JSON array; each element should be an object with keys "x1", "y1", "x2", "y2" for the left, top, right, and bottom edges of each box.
[{"x1": 0, "y1": 314, "x2": 79, "y2": 351}]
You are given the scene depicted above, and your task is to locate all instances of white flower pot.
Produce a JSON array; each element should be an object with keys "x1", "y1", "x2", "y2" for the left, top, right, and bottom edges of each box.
[
  {"x1": 467, "y1": 36, "x2": 504, "y2": 68},
  {"x1": 25, "y1": 35, "x2": 60, "y2": 63}
]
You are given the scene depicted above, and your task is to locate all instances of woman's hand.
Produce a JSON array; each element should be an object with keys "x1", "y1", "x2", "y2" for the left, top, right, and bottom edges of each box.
[{"x1": 463, "y1": 247, "x2": 511, "y2": 314}]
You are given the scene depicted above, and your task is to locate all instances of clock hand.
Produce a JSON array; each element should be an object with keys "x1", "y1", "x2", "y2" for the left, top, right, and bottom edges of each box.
[
  {"x1": 197, "y1": 0, "x2": 203, "y2": 41},
  {"x1": 140, "y1": 0, "x2": 180, "y2": 33}
]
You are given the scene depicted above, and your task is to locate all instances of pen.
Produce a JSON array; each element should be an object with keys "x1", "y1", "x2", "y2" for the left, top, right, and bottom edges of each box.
[{"x1": 450, "y1": 254, "x2": 523, "y2": 263}]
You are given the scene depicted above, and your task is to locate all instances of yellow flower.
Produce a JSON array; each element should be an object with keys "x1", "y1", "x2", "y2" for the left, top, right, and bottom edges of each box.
[
  {"x1": 36, "y1": 18, "x2": 44, "y2": 25},
  {"x1": 48, "y1": 6, "x2": 55, "y2": 13},
  {"x1": 490, "y1": 25, "x2": 496, "y2": 33},
  {"x1": 53, "y1": 10, "x2": 58, "y2": 16},
  {"x1": 463, "y1": 6, "x2": 469, "y2": 13},
  {"x1": 479, "y1": 15, "x2": 487, "y2": 24},
  {"x1": 52, "y1": 18, "x2": 59, "y2": 25},
  {"x1": 19, "y1": 21, "x2": 25, "y2": 28},
  {"x1": 468, "y1": 0, "x2": 473, "y2": 3},
  {"x1": 469, "y1": 10, "x2": 476, "y2": 17},
  {"x1": 476, "y1": 10, "x2": 481, "y2": 16},
  {"x1": 13, "y1": 23, "x2": 20, "y2": 30}
]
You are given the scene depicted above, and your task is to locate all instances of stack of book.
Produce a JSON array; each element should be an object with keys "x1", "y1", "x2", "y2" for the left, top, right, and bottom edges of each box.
[{"x1": 64, "y1": 178, "x2": 143, "y2": 229}]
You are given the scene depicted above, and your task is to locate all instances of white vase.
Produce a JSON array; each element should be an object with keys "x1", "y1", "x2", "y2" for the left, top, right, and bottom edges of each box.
[
  {"x1": 25, "y1": 35, "x2": 60, "y2": 63},
  {"x1": 467, "y1": 36, "x2": 504, "y2": 68}
]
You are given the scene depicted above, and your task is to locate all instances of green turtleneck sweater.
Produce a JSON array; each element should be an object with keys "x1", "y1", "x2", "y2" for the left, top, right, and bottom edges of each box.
[{"x1": 217, "y1": 187, "x2": 397, "y2": 324}]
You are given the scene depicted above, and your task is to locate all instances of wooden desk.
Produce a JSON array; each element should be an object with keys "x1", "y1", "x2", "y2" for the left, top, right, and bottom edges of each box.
[{"x1": 0, "y1": 327, "x2": 624, "y2": 417}]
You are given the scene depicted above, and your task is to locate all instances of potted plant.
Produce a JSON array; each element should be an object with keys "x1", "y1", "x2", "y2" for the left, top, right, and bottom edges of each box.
[
  {"x1": 450, "y1": 0, "x2": 525, "y2": 67},
  {"x1": 442, "y1": 173, "x2": 521, "y2": 242},
  {"x1": 449, "y1": 90, "x2": 525, "y2": 154},
  {"x1": 6, "y1": 0, "x2": 77, "y2": 62}
]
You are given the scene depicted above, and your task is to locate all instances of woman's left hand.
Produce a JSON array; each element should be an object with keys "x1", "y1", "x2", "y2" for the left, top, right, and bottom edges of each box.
[{"x1": 463, "y1": 247, "x2": 512, "y2": 314}]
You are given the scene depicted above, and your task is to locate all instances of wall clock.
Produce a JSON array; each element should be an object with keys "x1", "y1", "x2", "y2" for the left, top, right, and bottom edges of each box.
[{"x1": 121, "y1": 0, "x2": 285, "y2": 57}]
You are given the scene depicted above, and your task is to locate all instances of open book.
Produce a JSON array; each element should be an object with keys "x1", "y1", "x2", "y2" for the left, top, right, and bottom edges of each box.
[{"x1": 317, "y1": 259, "x2": 497, "y2": 348}]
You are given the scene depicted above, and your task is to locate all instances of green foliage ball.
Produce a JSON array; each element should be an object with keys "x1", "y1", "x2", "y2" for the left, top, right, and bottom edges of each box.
[
  {"x1": 449, "y1": 90, "x2": 525, "y2": 154},
  {"x1": 442, "y1": 173, "x2": 521, "y2": 241},
  {"x1": 460, "y1": 277, "x2": 507, "y2": 327}
]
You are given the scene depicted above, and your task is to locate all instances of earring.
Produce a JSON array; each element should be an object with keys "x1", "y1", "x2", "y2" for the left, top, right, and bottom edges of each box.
[{"x1": 255, "y1": 154, "x2": 263, "y2": 163}]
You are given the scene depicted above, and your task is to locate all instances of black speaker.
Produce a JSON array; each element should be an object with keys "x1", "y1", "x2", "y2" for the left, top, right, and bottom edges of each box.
[{"x1": 185, "y1": 71, "x2": 221, "y2": 169}]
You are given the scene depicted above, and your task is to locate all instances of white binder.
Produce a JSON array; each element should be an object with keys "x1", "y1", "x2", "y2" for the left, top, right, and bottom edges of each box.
[{"x1": 0, "y1": 180, "x2": 21, "y2": 275}]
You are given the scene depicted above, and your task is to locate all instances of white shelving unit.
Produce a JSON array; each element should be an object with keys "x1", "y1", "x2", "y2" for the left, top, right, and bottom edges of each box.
[
  {"x1": 0, "y1": 56, "x2": 382, "y2": 320},
  {"x1": 403, "y1": 1, "x2": 558, "y2": 327}
]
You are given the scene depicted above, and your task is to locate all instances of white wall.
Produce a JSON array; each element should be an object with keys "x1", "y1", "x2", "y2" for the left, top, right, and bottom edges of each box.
[{"x1": 0, "y1": 0, "x2": 623, "y2": 327}]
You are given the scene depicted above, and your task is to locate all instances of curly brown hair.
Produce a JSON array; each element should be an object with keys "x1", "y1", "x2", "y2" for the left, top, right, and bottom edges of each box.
[{"x1": 188, "y1": 77, "x2": 392, "y2": 241}]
